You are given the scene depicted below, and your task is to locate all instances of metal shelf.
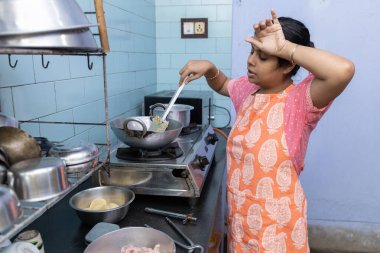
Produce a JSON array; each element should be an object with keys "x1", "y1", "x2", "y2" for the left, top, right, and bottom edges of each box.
[
  {"x1": 1, "y1": 48, "x2": 104, "y2": 70},
  {"x1": 0, "y1": 48, "x2": 103, "y2": 56},
  {"x1": 0, "y1": 6, "x2": 111, "y2": 244},
  {"x1": 0, "y1": 162, "x2": 105, "y2": 245}
]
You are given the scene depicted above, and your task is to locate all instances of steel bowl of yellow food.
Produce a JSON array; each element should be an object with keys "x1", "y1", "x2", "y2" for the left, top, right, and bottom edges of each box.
[{"x1": 69, "y1": 186, "x2": 135, "y2": 225}]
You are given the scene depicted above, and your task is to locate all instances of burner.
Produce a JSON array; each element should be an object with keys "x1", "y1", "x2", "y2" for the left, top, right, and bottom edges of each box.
[
  {"x1": 181, "y1": 123, "x2": 202, "y2": 136},
  {"x1": 116, "y1": 142, "x2": 183, "y2": 162}
]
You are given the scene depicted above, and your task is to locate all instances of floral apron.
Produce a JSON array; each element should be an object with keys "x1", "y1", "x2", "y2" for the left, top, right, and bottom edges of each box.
[{"x1": 226, "y1": 85, "x2": 309, "y2": 253}]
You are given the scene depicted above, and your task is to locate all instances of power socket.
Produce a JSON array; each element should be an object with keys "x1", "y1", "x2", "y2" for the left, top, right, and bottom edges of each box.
[{"x1": 195, "y1": 22, "x2": 206, "y2": 34}]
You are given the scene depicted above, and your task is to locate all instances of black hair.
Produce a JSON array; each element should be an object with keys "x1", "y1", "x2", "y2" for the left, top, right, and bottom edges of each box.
[{"x1": 278, "y1": 17, "x2": 314, "y2": 76}]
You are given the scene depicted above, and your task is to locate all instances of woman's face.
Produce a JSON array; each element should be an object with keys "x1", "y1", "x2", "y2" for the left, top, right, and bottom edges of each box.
[{"x1": 246, "y1": 44, "x2": 285, "y2": 88}]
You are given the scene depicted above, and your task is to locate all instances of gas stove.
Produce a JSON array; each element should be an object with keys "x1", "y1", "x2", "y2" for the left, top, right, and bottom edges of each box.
[{"x1": 96, "y1": 125, "x2": 218, "y2": 198}]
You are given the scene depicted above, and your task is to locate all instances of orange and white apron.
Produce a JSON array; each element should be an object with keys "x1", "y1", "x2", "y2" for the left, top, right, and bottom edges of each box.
[{"x1": 226, "y1": 85, "x2": 309, "y2": 253}]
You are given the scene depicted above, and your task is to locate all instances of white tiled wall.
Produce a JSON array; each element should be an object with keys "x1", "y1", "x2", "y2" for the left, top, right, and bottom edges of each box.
[{"x1": 155, "y1": 0, "x2": 233, "y2": 128}]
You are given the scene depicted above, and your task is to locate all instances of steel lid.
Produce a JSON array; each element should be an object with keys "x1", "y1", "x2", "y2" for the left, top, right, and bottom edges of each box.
[{"x1": 48, "y1": 140, "x2": 99, "y2": 166}]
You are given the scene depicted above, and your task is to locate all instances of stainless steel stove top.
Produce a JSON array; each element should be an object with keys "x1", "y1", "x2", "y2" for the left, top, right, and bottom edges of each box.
[{"x1": 96, "y1": 125, "x2": 219, "y2": 198}]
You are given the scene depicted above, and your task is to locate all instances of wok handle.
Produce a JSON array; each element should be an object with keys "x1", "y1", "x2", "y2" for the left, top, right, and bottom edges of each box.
[
  {"x1": 149, "y1": 103, "x2": 166, "y2": 116},
  {"x1": 123, "y1": 118, "x2": 147, "y2": 137}
]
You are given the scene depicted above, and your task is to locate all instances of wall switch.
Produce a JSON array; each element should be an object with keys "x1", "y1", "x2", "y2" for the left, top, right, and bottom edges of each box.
[{"x1": 183, "y1": 22, "x2": 194, "y2": 35}]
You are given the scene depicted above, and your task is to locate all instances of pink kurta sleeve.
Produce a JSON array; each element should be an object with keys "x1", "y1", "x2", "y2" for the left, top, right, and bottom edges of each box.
[
  {"x1": 227, "y1": 75, "x2": 258, "y2": 113},
  {"x1": 284, "y1": 73, "x2": 333, "y2": 175}
]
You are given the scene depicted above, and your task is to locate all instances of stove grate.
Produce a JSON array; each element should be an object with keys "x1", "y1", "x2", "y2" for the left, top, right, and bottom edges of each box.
[{"x1": 116, "y1": 142, "x2": 183, "y2": 162}]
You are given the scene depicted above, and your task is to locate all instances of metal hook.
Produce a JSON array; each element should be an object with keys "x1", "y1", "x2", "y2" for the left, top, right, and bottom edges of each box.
[
  {"x1": 87, "y1": 54, "x2": 93, "y2": 70},
  {"x1": 8, "y1": 54, "x2": 18, "y2": 68},
  {"x1": 41, "y1": 55, "x2": 50, "y2": 69}
]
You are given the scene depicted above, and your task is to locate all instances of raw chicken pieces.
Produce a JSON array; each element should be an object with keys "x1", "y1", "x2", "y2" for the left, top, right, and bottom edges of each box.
[{"x1": 121, "y1": 244, "x2": 160, "y2": 253}]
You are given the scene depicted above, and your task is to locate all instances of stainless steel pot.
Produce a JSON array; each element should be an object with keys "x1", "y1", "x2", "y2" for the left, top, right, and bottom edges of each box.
[
  {"x1": 150, "y1": 103, "x2": 194, "y2": 128},
  {"x1": 110, "y1": 116, "x2": 183, "y2": 150},
  {"x1": 8, "y1": 157, "x2": 69, "y2": 202},
  {"x1": 84, "y1": 227, "x2": 176, "y2": 253},
  {"x1": 0, "y1": 185, "x2": 21, "y2": 234},
  {"x1": 0, "y1": 127, "x2": 41, "y2": 166},
  {"x1": 48, "y1": 140, "x2": 99, "y2": 174}
]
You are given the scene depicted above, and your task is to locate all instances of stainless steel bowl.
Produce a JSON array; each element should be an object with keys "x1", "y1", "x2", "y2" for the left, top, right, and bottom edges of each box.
[
  {"x1": 84, "y1": 227, "x2": 176, "y2": 253},
  {"x1": 0, "y1": 185, "x2": 21, "y2": 234},
  {"x1": 48, "y1": 140, "x2": 99, "y2": 174},
  {"x1": 0, "y1": 0, "x2": 95, "y2": 36},
  {"x1": 8, "y1": 157, "x2": 69, "y2": 202},
  {"x1": 69, "y1": 186, "x2": 135, "y2": 226},
  {"x1": 0, "y1": 113, "x2": 18, "y2": 128}
]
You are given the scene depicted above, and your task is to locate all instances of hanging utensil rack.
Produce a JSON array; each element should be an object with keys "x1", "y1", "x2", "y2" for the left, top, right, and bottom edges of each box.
[
  {"x1": 0, "y1": 0, "x2": 111, "y2": 244},
  {"x1": 2, "y1": 49, "x2": 102, "y2": 70}
]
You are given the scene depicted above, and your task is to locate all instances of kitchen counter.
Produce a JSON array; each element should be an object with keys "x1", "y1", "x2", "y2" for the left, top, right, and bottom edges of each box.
[{"x1": 19, "y1": 130, "x2": 228, "y2": 253}]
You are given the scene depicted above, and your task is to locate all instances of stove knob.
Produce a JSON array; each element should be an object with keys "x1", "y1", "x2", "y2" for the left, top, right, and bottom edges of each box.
[
  {"x1": 206, "y1": 133, "x2": 219, "y2": 145},
  {"x1": 196, "y1": 155, "x2": 210, "y2": 171}
]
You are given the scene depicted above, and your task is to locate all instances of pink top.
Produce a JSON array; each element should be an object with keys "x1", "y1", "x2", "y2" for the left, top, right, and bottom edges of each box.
[{"x1": 227, "y1": 73, "x2": 332, "y2": 175}]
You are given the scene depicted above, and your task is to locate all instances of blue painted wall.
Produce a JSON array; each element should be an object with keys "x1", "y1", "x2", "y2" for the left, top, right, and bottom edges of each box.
[
  {"x1": 0, "y1": 0, "x2": 156, "y2": 146},
  {"x1": 232, "y1": 1, "x2": 380, "y2": 225},
  {"x1": 155, "y1": 0, "x2": 232, "y2": 128}
]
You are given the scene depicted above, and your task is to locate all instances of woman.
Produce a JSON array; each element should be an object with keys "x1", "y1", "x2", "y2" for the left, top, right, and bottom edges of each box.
[{"x1": 178, "y1": 10, "x2": 355, "y2": 253}]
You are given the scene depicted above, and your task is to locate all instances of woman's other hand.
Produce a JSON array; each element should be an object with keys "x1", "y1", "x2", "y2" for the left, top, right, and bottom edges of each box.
[
  {"x1": 178, "y1": 60, "x2": 214, "y2": 85},
  {"x1": 179, "y1": 60, "x2": 230, "y2": 96},
  {"x1": 245, "y1": 9, "x2": 286, "y2": 57}
]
